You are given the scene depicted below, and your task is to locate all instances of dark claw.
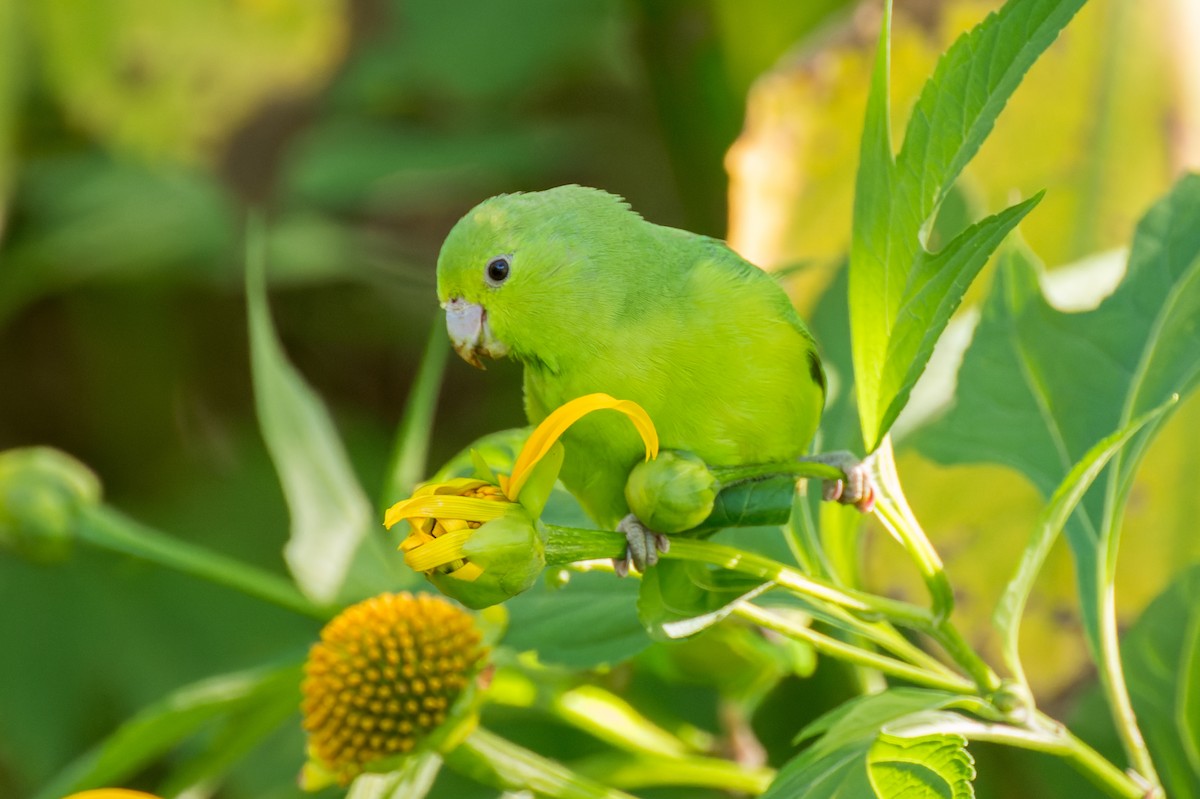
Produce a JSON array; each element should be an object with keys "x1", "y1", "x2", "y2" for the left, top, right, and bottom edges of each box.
[{"x1": 615, "y1": 514, "x2": 669, "y2": 575}]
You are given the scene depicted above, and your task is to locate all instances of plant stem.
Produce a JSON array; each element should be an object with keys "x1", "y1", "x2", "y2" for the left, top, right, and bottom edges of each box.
[
  {"x1": 572, "y1": 751, "x2": 774, "y2": 794},
  {"x1": 448, "y1": 726, "x2": 637, "y2": 799},
  {"x1": 958, "y1": 714, "x2": 1144, "y2": 799},
  {"x1": 77, "y1": 505, "x2": 331, "y2": 620},
  {"x1": 709, "y1": 460, "x2": 844, "y2": 484},
  {"x1": 869, "y1": 439, "x2": 1002, "y2": 694},
  {"x1": 736, "y1": 603, "x2": 976, "y2": 694},
  {"x1": 1098, "y1": 489, "x2": 1161, "y2": 787},
  {"x1": 543, "y1": 524, "x2": 964, "y2": 681},
  {"x1": 1096, "y1": 553, "x2": 1161, "y2": 788},
  {"x1": 665, "y1": 538, "x2": 935, "y2": 629},
  {"x1": 870, "y1": 437, "x2": 955, "y2": 619}
]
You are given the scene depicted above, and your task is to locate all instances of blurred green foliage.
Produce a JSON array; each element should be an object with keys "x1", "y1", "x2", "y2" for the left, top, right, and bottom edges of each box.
[
  {"x1": 3, "y1": 0, "x2": 1198, "y2": 797},
  {"x1": 0, "y1": 0, "x2": 853, "y2": 796}
]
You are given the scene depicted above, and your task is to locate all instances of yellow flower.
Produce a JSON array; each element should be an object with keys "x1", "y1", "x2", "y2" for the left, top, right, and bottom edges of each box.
[
  {"x1": 384, "y1": 394, "x2": 658, "y2": 607},
  {"x1": 300, "y1": 592, "x2": 486, "y2": 788}
]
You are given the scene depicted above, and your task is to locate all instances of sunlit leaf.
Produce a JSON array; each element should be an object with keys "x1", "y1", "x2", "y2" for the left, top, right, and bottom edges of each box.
[
  {"x1": 850, "y1": 0, "x2": 1085, "y2": 452},
  {"x1": 917, "y1": 174, "x2": 1200, "y2": 651},
  {"x1": 28, "y1": 0, "x2": 347, "y2": 161},
  {"x1": 868, "y1": 732, "x2": 975, "y2": 799},
  {"x1": 765, "y1": 689, "x2": 984, "y2": 799}
]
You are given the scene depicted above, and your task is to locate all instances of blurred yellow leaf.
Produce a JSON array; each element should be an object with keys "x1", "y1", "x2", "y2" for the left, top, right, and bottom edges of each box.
[
  {"x1": 27, "y1": 0, "x2": 348, "y2": 163},
  {"x1": 727, "y1": 0, "x2": 1196, "y2": 309},
  {"x1": 0, "y1": 0, "x2": 26, "y2": 241}
]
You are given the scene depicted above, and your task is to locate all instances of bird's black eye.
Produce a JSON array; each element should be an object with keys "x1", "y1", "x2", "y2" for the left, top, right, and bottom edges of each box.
[{"x1": 485, "y1": 255, "x2": 511, "y2": 285}]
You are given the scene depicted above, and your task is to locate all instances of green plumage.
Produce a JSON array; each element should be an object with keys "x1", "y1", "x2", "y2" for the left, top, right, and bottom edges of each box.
[{"x1": 437, "y1": 185, "x2": 825, "y2": 529}]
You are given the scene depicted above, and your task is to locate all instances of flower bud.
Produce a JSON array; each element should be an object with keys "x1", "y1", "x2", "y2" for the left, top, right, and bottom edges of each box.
[
  {"x1": 0, "y1": 447, "x2": 101, "y2": 563},
  {"x1": 428, "y1": 508, "x2": 545, "y2": 609},
  {"x1": 624, "y1": 450, "x2": 717, "y2": 533}
]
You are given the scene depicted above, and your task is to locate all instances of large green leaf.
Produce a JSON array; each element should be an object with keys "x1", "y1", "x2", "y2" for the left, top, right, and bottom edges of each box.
[
  {"x1": 246, "y1": 218, "x2": 406, "y2": 604},
  {"x1": 764, "y1": 689, "x2": 984, "y2": 799},
  {"x1": 917, "y1": 174, "x2": 1200, "y2": 651},
  {"x1": 33, "y1": 664, "x2": 301, "y2": 799},
  {"x1": 503, "y1": 571, "x2": 648, "y2": 668},
  {"x1": 994, "y1": 399, "x2": 1174, "y2": 684},
  {"x1": 850, "y1": 0, "x2": 1086, "y2": 451},
  {"x1": 1122, "y1": 565, "x2": 1200, "y2": 798}
]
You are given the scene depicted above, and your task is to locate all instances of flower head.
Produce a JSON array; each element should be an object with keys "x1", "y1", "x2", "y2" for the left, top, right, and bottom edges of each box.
[
  {"x1": 301, "y1": 592, "x2": 486, "y2": 787},
  {"x1": 385, "y1": 394, "x2": 658, "y2": 607}
]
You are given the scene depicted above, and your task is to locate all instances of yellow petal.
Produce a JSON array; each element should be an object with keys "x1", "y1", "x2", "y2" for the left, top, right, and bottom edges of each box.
[
  {"x1": 404, "y1": 527, "x2": 472, "y2": 572},
  {"x1": 429, "y1": 478, "x2": 491, "y2": 494},
  {"x1": 446, "y1": 561, "x2": 484, "y2": 582},
  {"x1": 384, "y1": 495, "x2": 510, "y2": 529},
  {"x1": 506, "y1": 393, "x2": 660, "y2": 500}
]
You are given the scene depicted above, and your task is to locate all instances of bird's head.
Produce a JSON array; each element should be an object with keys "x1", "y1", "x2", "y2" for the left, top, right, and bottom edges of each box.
[{"x1": 436, "y1": 185, "x2": 643, "y2": 370}]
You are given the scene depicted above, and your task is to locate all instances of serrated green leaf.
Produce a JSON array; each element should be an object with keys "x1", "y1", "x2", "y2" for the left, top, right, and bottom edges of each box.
[
  {"x1": 1122, "y1": 565, "x2": 1200, "y2": 798},
  {"x1": 917, "y1": 175, "x2": 1200, "y2": 653},
  {"x1": 765, "y1": 689, "x2": 983, "y2": 799},
  {"x1": 868, "y1": 733, "x2": 975, "y2": 799},
  {"x1": 877, "y1": 194, "x2": 1041, "y2": 434},
  {"x1": 246, "y1": 217, "x2": 401, "y2": 603},
  {"x1": 850, "y1": 0, "x2": 1086, "y2": 451},
  {"x1": 33, "y1": 664, "x2": 302, "y2": 799}
]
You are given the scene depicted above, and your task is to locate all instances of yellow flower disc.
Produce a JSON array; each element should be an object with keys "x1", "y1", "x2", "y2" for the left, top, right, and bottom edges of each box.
[{"x1": 301, "y1": 592, "x2": 485, "y2": 785}]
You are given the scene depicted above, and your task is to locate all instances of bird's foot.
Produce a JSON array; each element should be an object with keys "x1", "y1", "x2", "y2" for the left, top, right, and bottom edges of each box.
[
  {"x1": 614, "y1": 513, "x2": 670, "y2": 577},
  {"x1": 802, "y1": 451, "x2": 876, "y2": 513}
]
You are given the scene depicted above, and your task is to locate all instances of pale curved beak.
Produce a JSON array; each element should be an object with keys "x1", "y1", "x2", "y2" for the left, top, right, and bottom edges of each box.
[{"x1": 445, "y1": 298, "x2": 508, "y2": 369}]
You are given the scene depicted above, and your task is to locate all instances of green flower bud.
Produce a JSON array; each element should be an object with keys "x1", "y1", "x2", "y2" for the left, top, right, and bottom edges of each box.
[
  {"x1": 0, "y1": 447, "x2": 101, "y2": 563},
  {"x1": 427, "y1": 508, "x2": 546, "y2": 610},
  {"x1": 624, "y1": 450, "x2": 718, "y2": 533}
]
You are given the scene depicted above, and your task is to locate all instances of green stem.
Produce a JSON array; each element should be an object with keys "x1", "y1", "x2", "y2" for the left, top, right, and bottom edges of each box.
[
  {"x1": 1099, "y1": 487, "x2": 1160, "y2": 786},
  {"x1": 959, "y1": 713, "x2": 1144, "y2": 799},
  {"x1": 572, "y1": 751, "x2": 773, "y2": 794},
  {"x1": 447, "y1": 727, "x2": 637, "y2": 799},
  {"x1": 77, "y1": 505, "x2": 330, "y2": 620},
  {"x1": 543, "y1": 524, "x2": 963, "y2": 680},
  {"x1": 710, "y1": 460, "x2": 844, "y2": 484},
  {"x1": 870, "y1": 438, "x2": 954, "y2": 619},
  {"x1": 735, "y1": 603, "x2": 976, "y2": 694},
  {"x1": 665, "y1": 538, "x2": 935, "y2": 629},
  {"x1": 869, "y1": 439, "x2": 1002, "y2": 694}
]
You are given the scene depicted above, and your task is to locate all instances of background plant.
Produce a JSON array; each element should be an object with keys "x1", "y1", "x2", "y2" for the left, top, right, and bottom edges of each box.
[{"x1": 2, "y1": 0, "x2": 1199, "y2": 798}]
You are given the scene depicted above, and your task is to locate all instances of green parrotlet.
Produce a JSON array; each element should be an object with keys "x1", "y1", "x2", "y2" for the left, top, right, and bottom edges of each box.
[{"x1": 436, "y1": 185, "x2": 869, "y2": 574}]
